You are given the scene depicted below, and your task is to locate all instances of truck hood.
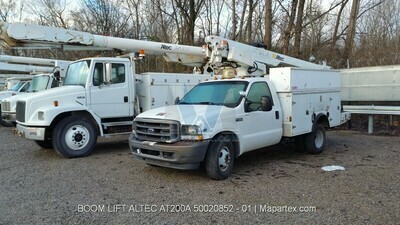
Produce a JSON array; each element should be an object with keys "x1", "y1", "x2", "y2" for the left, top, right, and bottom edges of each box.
[
  {"x1": 1, "y1": 93, "x2": 27, "y2": 103},
  {"x1": 136, "y1": 104, "x2": 238, "y2": 135},
  {"x1": 0, "y1": 90, "x2": 19, "y2": 100},
  {"x1": 18, "y1": 86, "x2": 85, "y2": 103},
  {"x1": 18, "y1": 85, "x2": 87, "y2": 126}
]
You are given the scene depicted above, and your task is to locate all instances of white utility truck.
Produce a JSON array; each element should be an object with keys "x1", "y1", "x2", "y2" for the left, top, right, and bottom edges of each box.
[
  {"x1": 0, "y1": 22, "x2": 208, "y2": 157},
  {"x1": 1, "y1": 72, "x2": 63, "y2": 127},
  {"x1": 0, "y1": 55, "x2": 70, "y2": 126},
  {"x1": 129, "y1": 36, "x2": 350, "y2": 180},
  {"x1": 0, "y1": 78, "x2": 31, "y2": 126}
]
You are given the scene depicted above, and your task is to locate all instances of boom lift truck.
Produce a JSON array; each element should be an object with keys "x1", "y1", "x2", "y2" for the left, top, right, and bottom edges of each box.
[
  {"x1": 129, "y1": 36, "x2": 351, "y2": 180},
  {"x1": 0, "y1": 22, "x2": 208, "y2": 157},
  {"x1": 0, "y1": 55, "x2": 71, "y2": 127}
]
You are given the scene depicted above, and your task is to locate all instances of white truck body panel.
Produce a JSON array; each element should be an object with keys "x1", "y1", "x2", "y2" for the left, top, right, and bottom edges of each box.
[
  {"x1": 270, "y1": 67, "x2": 341, "y2": 137},
  {"x1": 136, "y1": 73, "x2": 210, "y2": 113}
]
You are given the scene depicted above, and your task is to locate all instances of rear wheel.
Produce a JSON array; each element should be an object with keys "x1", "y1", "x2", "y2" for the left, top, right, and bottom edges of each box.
[
  {"x1": 205, "y1": 135, "x2": 234, "y2": 180},
  {"x1": 294, "y1": 135, "x2": 306, "y2": 153},
  {"x1": 305, "y1": 124, "x2": 326, "y2": 154},
  {"x1": 52, "y1": 116, "x2": 97, "y2": 158}
]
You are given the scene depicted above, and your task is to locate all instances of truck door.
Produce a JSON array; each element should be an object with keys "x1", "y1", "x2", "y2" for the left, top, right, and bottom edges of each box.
[
  {"x1": 239, "y1": 81, "x2": 282, "y2": 152},
  {"x1": 89, "y1": 62, "x2": 132, "y2": 118}
]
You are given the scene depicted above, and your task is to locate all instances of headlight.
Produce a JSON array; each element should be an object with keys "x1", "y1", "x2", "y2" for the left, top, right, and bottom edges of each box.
[{"x1": 181, "y1": 125, "x2": 203, "y2": 141}]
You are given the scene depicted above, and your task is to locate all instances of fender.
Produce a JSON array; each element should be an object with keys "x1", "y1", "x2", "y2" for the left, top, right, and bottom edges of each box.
[
  {"x1": 21, "y1": 103, "x2": 102, "y2": 136},
  {"x1": 312, "y1": 113, "x2": 330, "y2": 130}
]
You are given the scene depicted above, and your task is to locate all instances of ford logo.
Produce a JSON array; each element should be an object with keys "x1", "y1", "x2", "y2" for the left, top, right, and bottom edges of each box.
[{"x1": 147, "y1": 128, "x2": 155, "y2": 133}]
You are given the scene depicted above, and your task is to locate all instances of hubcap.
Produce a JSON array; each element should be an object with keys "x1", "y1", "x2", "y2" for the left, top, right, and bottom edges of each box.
[
  {"x1": 218, "y1": 146, "x2": 231, "y2": 171},
  {"x1": 65, "y1": 125, "x2": 90, "y2": 150},
  {"x1": 314, "y1": 130, "x2": 324, "y2": 148}
]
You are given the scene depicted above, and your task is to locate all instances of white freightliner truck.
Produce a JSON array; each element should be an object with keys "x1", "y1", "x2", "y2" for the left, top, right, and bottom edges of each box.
[
  {"x1": 0, "y1": 55, "x2": 70, "y2": 127},
  {"x1": 129, "y1": 36, "x2": 351, "y2": 180},
  {"x1": 0, "y1": 22, "x2": 208, "y2": 157}
]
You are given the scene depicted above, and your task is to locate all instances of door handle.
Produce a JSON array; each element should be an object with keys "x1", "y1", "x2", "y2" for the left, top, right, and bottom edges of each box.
[
  {"x1": 275, "y1": 111, "x2": 279, "y2": 119},
  {"x1": 124, "y1": 96, "x2": 128, "y2": 102}
]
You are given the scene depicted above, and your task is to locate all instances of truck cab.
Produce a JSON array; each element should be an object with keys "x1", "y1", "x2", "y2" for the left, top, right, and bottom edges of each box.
[
  {"x1": 15, "y1": 57, "x2": 136, "y2": 156},
  {"x1": 1, "y1": 73, "x2": 62, "y2": 127}
]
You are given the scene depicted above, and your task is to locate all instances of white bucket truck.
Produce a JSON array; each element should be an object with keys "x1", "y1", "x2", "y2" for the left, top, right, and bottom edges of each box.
[
  {"x1": 1, "y1": 72, "x2": 63, "y2": 127},
  {"x1": 0, "y1": 55, "x2": 69, "y2": 127},
  {"x1": 14, "y1": 57, "x2": 207, "y2": 156},
  {"x1": 0, "y1": 22, "x2": 208, "y2": 158},
  {"x1": 129, "y1": 36, "x2": 350, "y2": 180}
]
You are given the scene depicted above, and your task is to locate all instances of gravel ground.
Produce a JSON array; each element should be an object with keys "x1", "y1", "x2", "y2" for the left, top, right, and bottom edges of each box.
[{"x1": 0, "y1": 126, "x2": 399, "y2": 224}]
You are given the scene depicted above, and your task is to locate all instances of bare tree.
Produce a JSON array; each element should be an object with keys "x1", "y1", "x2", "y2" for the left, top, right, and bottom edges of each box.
[
  {"x1": 343, "y1": 0, "x2": 360, "y2": 63},
  {"x1": 173, "y1": 0, "x2": 205, "y2": 45},
  {"x1": 264, "y1": 0, "x2": 272, "y2": 48},
  {"x1": 0, "y1": 0, "x2": 17, "y2": 22},
  {"x1": 331, "y1": 0, "x2": 349, "y2": 52},
  {"x1": 71, "y1": 0, "x2": 133, "y2": 38},
  {"x1": 293, "y1": 0, "x2": 305, "y2": 57},
  {"x1": 238, "y1": 0, "x2": 248, "y2": 41},
  {"x1": 282, "y1": 0, "x2": 298, "y2": 54},
  {"x1": 231, "y1": 0, "x2": 237, "y2": 40}
]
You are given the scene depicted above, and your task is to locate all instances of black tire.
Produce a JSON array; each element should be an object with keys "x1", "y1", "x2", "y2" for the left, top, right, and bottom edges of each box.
[
  {"x1": 0, "y1": 108, "x2": 13, "y2": 127},
  {"x1": 52, "y1": 116, "x2": 97, "y2": 158},
  {"x1": 35, "y1": 140, "x2": 53, "y2": 149},
  {"x1": 205, "y1": 135, "x2": 234, "y2": 180},
  {"x1": 304, "y1": 124, "x2": 326, "y2": 154},
  {"x1": 294, "y1": 135, "x2": 306, "y2": 153}
]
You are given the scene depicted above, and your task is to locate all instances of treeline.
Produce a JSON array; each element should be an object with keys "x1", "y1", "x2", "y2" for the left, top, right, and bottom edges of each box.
[{"x1": 1, "y1": 0, "x2": 400, "y2": 71}]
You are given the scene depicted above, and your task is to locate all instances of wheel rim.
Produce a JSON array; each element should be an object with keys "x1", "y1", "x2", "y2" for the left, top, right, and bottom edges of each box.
[
  {"x1": 218, "y1": 146, "x2": 231, "y2": 171},
  {"x1": 314, "y1": 129, "x2": 324, "y2": 148},
  {"x1": 65, "y1": 125, "x2": 90, "y2": 150}
]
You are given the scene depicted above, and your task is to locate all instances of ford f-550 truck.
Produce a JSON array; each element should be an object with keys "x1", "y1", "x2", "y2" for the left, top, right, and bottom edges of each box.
[{"x1": 129, "y1": 36, "x2": 350, "y2": 180}]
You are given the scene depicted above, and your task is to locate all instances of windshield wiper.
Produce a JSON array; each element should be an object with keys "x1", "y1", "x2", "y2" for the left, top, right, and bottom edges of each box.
[{"x1": 196, "y1": 102, "x2": 218, "y2": 105}]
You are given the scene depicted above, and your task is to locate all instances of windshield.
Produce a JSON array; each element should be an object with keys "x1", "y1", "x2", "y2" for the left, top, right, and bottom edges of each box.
[
  {"x1": 179, "y1": 81, "x2": 248, "y2": 108},
  {"x1": 10, "y1": 81, "x2": 25, "y2": 91},
  {"x1": 63, "y1": 60, "x2": 91, "y2": 86},
  {"x1": 27, "y1": 75, "x2": 50, "y2": 92}
]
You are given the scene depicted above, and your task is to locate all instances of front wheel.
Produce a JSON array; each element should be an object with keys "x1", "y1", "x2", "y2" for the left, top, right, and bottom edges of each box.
[
  {"x1": 305, "y1": 124, "x2": 326, "y2": 154},
  {"x1": 0, "y1": 108, "x2": 13, "y2": 127},
  {"x1": 205, "y1": 136, "x2": 235, "y2": 180},
  {"x1": 52, "y1": 116, "x2": 97, "y2": 158},
  {"x1": 35, "y1": 140, "x2": 53, "y2": 149}
]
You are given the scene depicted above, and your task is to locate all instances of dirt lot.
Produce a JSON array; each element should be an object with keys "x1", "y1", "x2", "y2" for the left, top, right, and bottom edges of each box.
[{"x1": 0, "y1": 126, "x2": 399, "y2": 224}]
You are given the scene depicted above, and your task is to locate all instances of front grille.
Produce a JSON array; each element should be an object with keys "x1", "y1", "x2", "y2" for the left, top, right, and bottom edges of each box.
[
  {"x1": 134, "y1": 119, "x2": 179, "y2": 143},
  {"x1": 1, "y1": 101, "x2": 10, "y2": 111},
  {"x1": 16, "y1": 101, "x2": 26, "y2": 122}
]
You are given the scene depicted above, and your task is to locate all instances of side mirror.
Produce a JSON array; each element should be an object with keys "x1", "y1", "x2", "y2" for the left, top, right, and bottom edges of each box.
[
  {"x1": 175, "y1": 97, "x2": 180, "y2": 105},
  {"x1": 239, "y1": 91, "x2": 246, "y2": 98},
  {"x1": 105, "y1": 63, "x2": 112, "y2": 84},
  {"x1": 260, "y1": 96, "x2": 273, "y2": 111}
]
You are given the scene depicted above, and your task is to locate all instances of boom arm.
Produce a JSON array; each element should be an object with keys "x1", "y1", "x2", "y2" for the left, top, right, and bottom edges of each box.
[
  {"x1": 0, "y1": 21, "x2": 205, "y2": 67},
  {"x1": 0, "y1": 54, "x2": 69, "y2": 66},
  {"x1": 0, "y1": 62, "x2": 54, "y2": 73},
  {"x1": 203, "y1": 36, "x2": 330, "y2": 77},
  {"x1": 0, "y1": 55, "x2": 70, "y2": 77}
]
